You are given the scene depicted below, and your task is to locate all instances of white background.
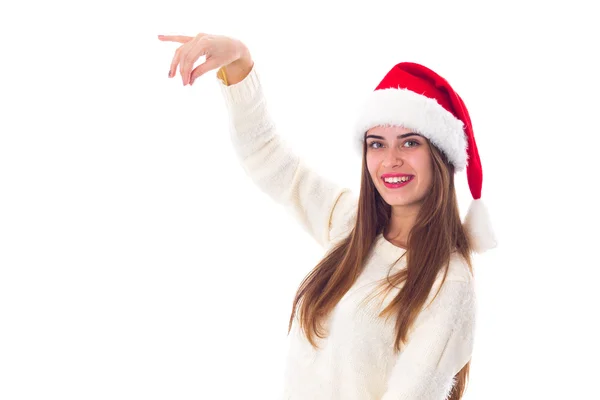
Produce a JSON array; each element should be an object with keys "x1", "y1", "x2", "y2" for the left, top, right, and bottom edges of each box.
[{"x1": 1, "y1": 1, "x2": 599, "y2": 399}]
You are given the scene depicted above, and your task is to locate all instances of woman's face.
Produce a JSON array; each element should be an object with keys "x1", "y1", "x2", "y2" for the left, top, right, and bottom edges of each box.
[{"x1": 365, "y1": 125, "x2": 433, "y2": 209}]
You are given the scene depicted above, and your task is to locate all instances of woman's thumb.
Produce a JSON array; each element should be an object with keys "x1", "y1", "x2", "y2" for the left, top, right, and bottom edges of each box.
[{"x1": 190, "y1": 58, "x2": 220, "y2": 84}]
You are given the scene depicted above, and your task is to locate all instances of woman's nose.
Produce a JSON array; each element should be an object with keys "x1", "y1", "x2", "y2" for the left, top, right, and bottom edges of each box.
[{"x1": 383, "y1": 148, "x2": 404, "y2": 167}]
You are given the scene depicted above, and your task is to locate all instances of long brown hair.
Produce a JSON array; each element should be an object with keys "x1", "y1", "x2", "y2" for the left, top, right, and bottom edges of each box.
[{"x1": 287, "y1": 136, "x2": 475, "y2": 399}]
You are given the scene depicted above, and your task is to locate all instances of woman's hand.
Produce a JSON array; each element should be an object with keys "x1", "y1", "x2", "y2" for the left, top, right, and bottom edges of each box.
[{"x1": 157, "y1": 33, "x2": 251, "y2": 86}]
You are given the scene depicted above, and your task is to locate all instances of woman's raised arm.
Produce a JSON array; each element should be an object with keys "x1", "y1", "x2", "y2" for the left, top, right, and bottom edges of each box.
[{"x1": 158, "y1": 32, "x2": 358, "y2": 249}]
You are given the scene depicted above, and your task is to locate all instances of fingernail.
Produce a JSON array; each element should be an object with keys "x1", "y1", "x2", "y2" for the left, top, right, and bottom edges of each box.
[{"x1": 168, "y1": 70, "x2": 172, "y2": 78}]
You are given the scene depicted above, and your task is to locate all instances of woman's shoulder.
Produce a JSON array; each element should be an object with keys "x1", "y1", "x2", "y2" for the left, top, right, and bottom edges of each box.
[
  {"x1": 439, "y1": 252, "x2": 474, "y2": 284},
  {"x1": 422, "y1": 256, "x2": 476, "y2": 320}
]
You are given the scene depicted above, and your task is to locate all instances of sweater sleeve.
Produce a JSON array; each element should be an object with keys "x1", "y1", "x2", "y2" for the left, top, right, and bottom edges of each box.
[
  {"x1": 380, "y1": 279, "x2": 477, "y2": 400},
  {"x1": 216, "y1": 63, "x2": 358, "y2": 249}
]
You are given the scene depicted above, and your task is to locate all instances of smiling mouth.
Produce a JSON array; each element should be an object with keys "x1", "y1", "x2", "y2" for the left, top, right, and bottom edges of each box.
[{"x1": 382, "y1": 176, "x2": 414, "y2": 188}]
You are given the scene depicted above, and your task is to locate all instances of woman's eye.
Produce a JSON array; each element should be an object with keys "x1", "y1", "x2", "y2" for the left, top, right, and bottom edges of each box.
[{"x1": 368, "y1": 140, "x2": 419, "y2": 149}]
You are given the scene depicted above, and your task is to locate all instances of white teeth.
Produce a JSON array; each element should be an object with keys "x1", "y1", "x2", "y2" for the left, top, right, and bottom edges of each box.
[{"x1": 384, "y1": 176, "x2": 411, "y2": 183}]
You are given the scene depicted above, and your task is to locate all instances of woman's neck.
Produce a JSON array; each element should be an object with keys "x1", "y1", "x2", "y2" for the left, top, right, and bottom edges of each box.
[
  {"x1": 384, "y1": 205, "x2": 420, "y2": 247},
  {"x1": 383, "y1": 228, "x2": 408, "y2": 248}
]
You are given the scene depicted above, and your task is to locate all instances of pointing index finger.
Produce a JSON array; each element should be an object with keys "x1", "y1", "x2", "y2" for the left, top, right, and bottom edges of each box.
[{"x1": 157, "y1": 35, "x2": 194, "y2": 43}]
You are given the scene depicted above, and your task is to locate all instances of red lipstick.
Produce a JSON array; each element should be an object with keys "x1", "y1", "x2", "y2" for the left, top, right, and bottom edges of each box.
[{"x1": 381, "y1": 173, "x2": 414, "y2": 189}]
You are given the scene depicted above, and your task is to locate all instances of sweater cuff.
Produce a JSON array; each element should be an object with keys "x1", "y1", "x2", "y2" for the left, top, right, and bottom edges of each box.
[{"x1": 216, "y1": 63, "x2": 261, "y2": 105}]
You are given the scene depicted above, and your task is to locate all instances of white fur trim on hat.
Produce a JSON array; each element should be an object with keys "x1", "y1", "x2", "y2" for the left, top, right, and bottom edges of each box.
[{"x1": 355, "y1": 88, "x2": 468, "y2": 171}]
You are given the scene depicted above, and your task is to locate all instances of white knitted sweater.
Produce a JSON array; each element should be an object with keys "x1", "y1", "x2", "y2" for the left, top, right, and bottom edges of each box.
[{"x1": 216, "y1": 63, "x2": 477, "y2": 400}]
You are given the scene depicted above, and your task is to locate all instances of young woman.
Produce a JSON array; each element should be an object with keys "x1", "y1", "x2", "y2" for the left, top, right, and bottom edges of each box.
[{"x1": 158, "y1": 32, "x2": 496, "y2": 400}]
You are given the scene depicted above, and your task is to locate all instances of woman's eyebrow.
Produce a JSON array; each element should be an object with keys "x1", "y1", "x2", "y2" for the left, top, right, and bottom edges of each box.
[{"x1": 364, "y1": 132, "x2": 424, "y2": 140}]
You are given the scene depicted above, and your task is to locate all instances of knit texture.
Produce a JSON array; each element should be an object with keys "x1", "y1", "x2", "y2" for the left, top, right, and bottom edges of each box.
[{"x1": 217, "y1": 63, "x2": 477, "y2": 400}]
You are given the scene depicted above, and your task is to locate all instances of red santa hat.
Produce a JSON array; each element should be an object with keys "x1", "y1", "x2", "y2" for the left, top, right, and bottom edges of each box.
[{"x1": 354, "y1": 62, "x2": 497, "y2": 253}]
